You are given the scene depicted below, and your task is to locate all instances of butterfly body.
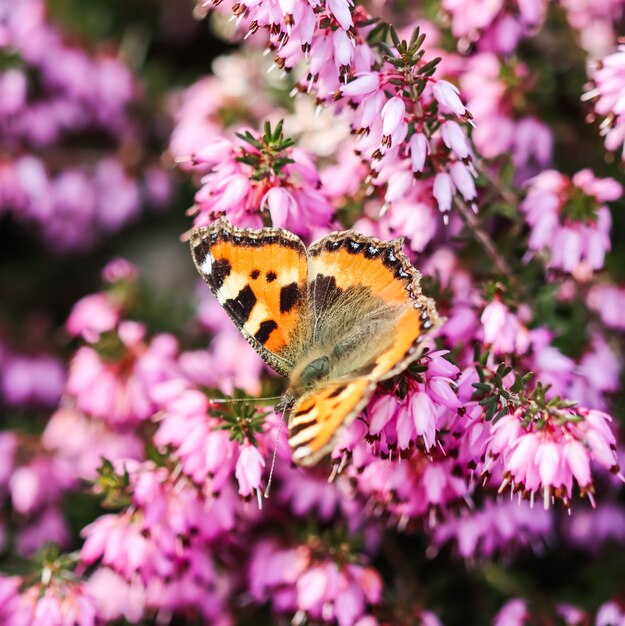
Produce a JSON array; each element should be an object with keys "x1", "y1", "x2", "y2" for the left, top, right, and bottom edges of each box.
[{"x1": 191, "y1": 218, "x2": 440, "y2": 466}]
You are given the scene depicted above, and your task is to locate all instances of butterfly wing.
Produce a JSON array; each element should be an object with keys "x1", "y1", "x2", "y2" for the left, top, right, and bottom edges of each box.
[
  {"x1": 190, "y1": 218, "x2": 308, "y2": 376},
  {"x1": 288, "y1": 230, "x2": 440, "y2": 465}
]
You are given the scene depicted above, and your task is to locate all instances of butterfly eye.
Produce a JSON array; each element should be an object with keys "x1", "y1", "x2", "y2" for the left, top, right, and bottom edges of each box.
[{"x1": 298, "y1": 356, "x2": 330, "y2": 388}]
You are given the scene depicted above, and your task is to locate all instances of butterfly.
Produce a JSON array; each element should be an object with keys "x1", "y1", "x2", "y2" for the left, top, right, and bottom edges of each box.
[{"x1": 190, "y1": 218, "x2": 440, "y2": 466}]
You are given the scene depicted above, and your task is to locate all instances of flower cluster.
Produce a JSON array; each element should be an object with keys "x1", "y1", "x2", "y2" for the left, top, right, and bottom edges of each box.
[
  {"x1": 185, "y1": 121, "x2": 334, "y2": 238},
  {"x1": 0, "y1": 0, "x2": 170, "y2": 251},
  {"x1": 520, "y1": 168, "x2": 622, "y2": 276},
  {"x1": 249, "y1": 536, "x2": 382, "y2": 626},
  {"x1": 442, "y1": 0, "x2": 547, "y2": 54}
]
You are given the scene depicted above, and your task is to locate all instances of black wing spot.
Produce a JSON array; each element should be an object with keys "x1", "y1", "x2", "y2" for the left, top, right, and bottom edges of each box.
[
  {"x1": 346, "y1": 239, "x2": 364, "y2": 254},
  {"x1": 364, "y1": 244, "x2": 381, "y2": 258},
  {"x1": 254, "y1": 319, "x2": 278, "y2": 344},
  {"x1": 250, "y1": 269, "x2": 260, "y2": 280},
  {"x1": 325, "y1": 239, "x2": 343, "y2": 251},
  {"x1": 383, "y1": 248, "x2": 398, "y2": 267},
  {"x1": 210, "y1": 258, "x2": 232, "y2": 290},
  {"x1": 193, "y1": 240, "x2": 212, "y2": 269},
  {"x1": 266, "y1": 271, "x2": 278, "y2": 283},
  {"x1": 225, "y1": 285, "x2": 257, "y2": 324},
  {"x1": 280, "y1": 282, "x2": 301, "y2": 313}
]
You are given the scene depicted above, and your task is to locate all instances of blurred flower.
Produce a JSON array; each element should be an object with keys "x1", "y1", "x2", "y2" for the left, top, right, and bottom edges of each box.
[
  {"x1": 66, "y1": 324, "x2": 181, "y2": 425},
  {"x1": 249, "y1": 538, "x2": 382, "y2": 626},
  {"x1": 521, "y1": 169, "x2": 622, "y2": 275},
  {"x1": 434, "y1": 499, "x2": 552, "y2": 559}
]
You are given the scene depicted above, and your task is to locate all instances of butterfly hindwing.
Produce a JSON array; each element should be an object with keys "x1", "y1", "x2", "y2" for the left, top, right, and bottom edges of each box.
[
  {"x1": 288, "y1": 378, "x2": 372, "y2": 466},
  {"x1": 190, "y1": 219, "x2": 308, "y2": 376}
]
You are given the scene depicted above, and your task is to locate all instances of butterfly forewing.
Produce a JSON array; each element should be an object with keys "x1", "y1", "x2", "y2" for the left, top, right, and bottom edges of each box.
[{"x1": 190, "y1": 219, "x2": 308, "y2": 376}]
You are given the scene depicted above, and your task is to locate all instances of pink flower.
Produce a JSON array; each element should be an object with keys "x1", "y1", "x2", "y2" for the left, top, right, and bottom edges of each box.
[
  {"x1": 434, "y1": 499, "x2": 552, "y2": 559},
  {"x1": 409, "y1": 133, "x2": 429, "y2": 173},
  {"x1": 584, "y1": 45, "x2": 625, "y2": 161},
  {"x1": 66, "y1": 328, "x2": 181, "y2": 425},
  {"x1": 432, "y1": 80, "x2": 466, "y2": 115},
  {"x1": 66, "y1": 293, "x2": 120, "y2": 343},
  {"x1": 0, "y1": 353, "x2": 65, "y2": 407},
  {"x1": 0, "y1": 576, "x2": 98, "y2": 626},
  {"x1": 381, "y1": 97, "x2": 406, "y2": 141},
  {"x1": 433, "y1": 171, "x2": 454, "y2": 216},
  {"x1": 481, "y1": 299, "x2": 528, "y2": 355},
  {"x1": 235, "y1": 444, "x2": 266, "y2": 498},
  {"x1": 587, "y1": 283, "x2": 625, "y2": 331},
  {"x1": 493, "y1": 599, "x2": 529, "y2": 626},
  {"x1": 340, "y1": 73, "x2": 382, "y2": 98}
]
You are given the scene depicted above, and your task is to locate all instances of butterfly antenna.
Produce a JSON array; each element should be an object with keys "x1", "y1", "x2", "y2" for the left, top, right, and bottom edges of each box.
[
  {"x1": 210, "y1": 395, "x2": 282, "y2": 404},
  {"x1": 264, "y1": 405, "x2": 287, "y2": 499}
]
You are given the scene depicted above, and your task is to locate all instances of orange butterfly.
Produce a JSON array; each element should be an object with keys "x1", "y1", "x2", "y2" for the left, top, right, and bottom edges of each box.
[{"x1": 190, "y1": 218, "x2": 440, "y2": 466}]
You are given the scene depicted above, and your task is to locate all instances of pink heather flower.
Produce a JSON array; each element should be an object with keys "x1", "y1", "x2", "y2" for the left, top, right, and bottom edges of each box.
[
  {"x1": 66, "y1": 326, "x2": 181, "y2": 425},
  {"x1": 16, "y1": 506, "x2": 70, "y2": 556},
  {"x1": 83, "y1": 472, "x2": 234, "y2": 622},
  {"x1": 276, "y1": 464, "x2": 352, "y2": 521},
  {"x1": 480, "y1": 298, "x2": 529, "y2": 355},
  {"x1": 493, "y1": 598, "x2": 529, "y2": 626},
  {"x1": 460, "y1": 54, "x2": 553, "y2": 178},
  {"x1": 561, "y1": 0, "x2": 625, "y2": 56},
  {"x1": 43, "y1": 407, "x2": 143, "y2": 480},
  {"x1": 82, "y1": 462, "x2": 239, "y2": 580},
  {"x1": 0, "y1": 577, "x2": 98, "y2": 626},
  {"x1": 87, "y1": 568, "x2": 146, "y2": 623},
  {"x1": 381, "y1": 96, "x2": 406, "y2": 141},
  {"x1": 249, "y1": 539, "x2": 381, "y2": 626},
  {"x1": 153, "y1": 377, "x2": 272, "y2": 497},
  {"x1": 441, "y1": 120, "x2": 470, "y2": 158},
  {"x1": 449, "y1": 161, "x2": 477, "y2": 202},
  {"x1": 432, "y1": 80, "x2": 466, "y2": 115},
  {"x1": 443, "y1": 0, "x2": 546, "y2": 53},
  {"x1": 433, "y1": 172, "x2": 453, "y2": 216},
  {"x1": 587, "y1": 283, "x2": 625, "y2": 331},
  {"x1": 596, "y1": 601, "x2": 625, "y2": 626},
  {"x1": 261, "y1": 186, "x2": 298, "y2": 228},
  {"x1": 0, "y1": 352, "x2": 65, "y2": 407},
  {"x1": 101, "y1": 257, "x2": 138, "y2": 284},
  {"x1": 235, "y1": 444, "x2": 266, "y2": 499},
  {"x1": 352, "y1": 351, "x2": 460, "y2": 456},
  {"x1": 66, "y1": 292, "x2": 120, "y2": 343},
  {"x1": 409, "y1": 133, "x2": 429, "y2": 173},
  {"x1": 584, "y1": 45, "x2": 625, "y2": 161},
  {"x1": 339, "y1": 72, "x2": 382, "y2": 98},
  {"x1": 342, "y1": 449, "x2": 469, "y2": 524},
  {"x1": 521, "y1": 169, "x2": 622, "y2": 275},
  {"x1": 9, "y1": 458, "x2": 68, "y2": 515},
  {"x1": 191, "y1": 3, "x2": 475, "y2": 221},
  {"x1": 434, "y1": 499, "x2": 552, "y2": 559},
  {"x1": 190, "y1": 131, "x2": 333, "y2": 239},
  {"x1": 565, "y1": 503, "x2": 625, "y2": 551}
]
